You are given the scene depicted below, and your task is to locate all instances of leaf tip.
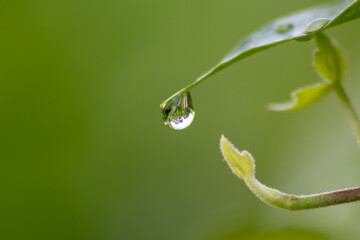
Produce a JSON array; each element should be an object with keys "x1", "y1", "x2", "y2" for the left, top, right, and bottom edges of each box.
[
  {"x1": 220, "y1": 135, "x2": 255, "y2": 179},
  {"x1": 267, "y1": 102, "x2": 294, "y2": 112}
]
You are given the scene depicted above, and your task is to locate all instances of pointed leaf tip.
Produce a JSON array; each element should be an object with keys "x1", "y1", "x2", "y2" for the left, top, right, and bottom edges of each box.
[
  {"x1": 268, "y1": 83, "x2": 331, "y2": 111},
  {"x1": 220, "y1": 135, "x2": 255, "y2": 179}
]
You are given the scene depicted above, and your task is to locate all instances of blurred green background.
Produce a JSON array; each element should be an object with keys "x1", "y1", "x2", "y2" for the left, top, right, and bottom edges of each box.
[{"x1": 1, "y1": 0, "x2": 360, "y2": 239}]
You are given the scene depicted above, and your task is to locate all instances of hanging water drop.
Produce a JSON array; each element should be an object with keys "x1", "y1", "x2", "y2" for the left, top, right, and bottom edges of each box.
[{"x1": 160, "y1": 91, "x2": 195, "y2": 130}]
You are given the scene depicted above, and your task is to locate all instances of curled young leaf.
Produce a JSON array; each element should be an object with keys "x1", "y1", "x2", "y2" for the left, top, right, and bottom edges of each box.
[
  {"x1": 220, "y1": 135, "x2": 360, "y2": 210},
  {"x1": 268, "y1": 83, "x2": 332, "y2": 111},
  {"x1": 314, "y1": 33, "x2": 345, "y2": 83},
  {"x1": 220, "y1": 135, "x2": 255, "y2": 179}
]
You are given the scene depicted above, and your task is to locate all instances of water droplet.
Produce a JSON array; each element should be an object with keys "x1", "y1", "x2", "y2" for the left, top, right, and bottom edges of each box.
[
  {"x1": 275, "y1": 23, "x2": 293, "y2": 33},
  {"x1": 304, "y1": 18, "x2": 330, "y2": 34},
  {"x1": 160, "y1": 91, "x2": 195, "y2": 130}
]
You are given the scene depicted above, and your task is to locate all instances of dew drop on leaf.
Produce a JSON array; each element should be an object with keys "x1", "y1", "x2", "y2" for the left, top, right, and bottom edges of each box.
[
  {"x1": 160, "y1": 91, "x2": 195, "y2": 130},
  {"x1": 275, "y1": 23, "x2": 293, "y2": 33},
  {"x1": 304, "y1": 18, "x2": 330, "y2": 34}
]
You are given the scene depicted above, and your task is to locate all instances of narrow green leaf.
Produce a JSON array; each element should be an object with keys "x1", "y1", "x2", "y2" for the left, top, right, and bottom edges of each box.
[
  {"x1": 314, "y1": 33, "x2": 345, "y2": 83},
  {"x1": 269, "y1": 83, "x2": 332, "y2": 111},
  {"x1": 220, "y1": 135, "x2": 255, "y2": 179},
  {"x1": 163, "y1": 0, "x2": 359, "y2": 100},
  {"x1": 208, "y1": 1, "x2": 358, "y2": 84}
]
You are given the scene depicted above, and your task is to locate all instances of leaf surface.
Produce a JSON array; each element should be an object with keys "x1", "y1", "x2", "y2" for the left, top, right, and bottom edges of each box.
[{"x1": 314, "y1": 33, "x2": 345, "y2": 83}]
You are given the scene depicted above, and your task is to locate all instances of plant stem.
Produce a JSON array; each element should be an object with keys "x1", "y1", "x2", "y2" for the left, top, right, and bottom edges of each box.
[
  {"x1": 334, "y1": 83, "x2": 360, "y2": 147},
  {"x1": 246, "y1": 175, "x2": 360, "y2": 210}
]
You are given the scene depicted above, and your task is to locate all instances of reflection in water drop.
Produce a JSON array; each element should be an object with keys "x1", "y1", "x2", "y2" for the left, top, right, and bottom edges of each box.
[
  {"x1": 167, "y1": 111, "x2": 195, "y2": 130},
  {"x1": 160, "y1": 91, "x2": 195, "y2": 130},
  {"x1": 304, "y1": 18, "x2": 330, "y2": 34},
  {"x1": 275, "y1": 23, "x2": 293, "y2": 33}
]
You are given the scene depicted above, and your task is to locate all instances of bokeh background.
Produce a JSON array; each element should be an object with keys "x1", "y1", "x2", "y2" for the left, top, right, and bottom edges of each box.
[{"x1": 1, "y1": 0, "x2": 360, "y2": 239}]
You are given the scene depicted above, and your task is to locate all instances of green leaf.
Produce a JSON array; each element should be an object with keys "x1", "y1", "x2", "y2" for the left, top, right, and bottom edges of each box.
[
  {"x1": 314, "y1": 33, "x2": 345, "y2": 83},
  {"x1": 163, "y1": 0, "x2": 359, "y2": 99},
  {"x1": 268, "y1": 32, "x2": 345, "y2": 112},
  {"x1": 220, "y1": 135, "x2": 255, "y2": 179},
  {"x1": 268, "y1": 83, "x2": 332, "y2": 111}
]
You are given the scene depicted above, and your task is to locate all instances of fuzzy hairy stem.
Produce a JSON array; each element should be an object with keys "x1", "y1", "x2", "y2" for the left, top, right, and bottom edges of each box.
[
  {"x1": 220, "y1": 135, "x2": 360, "y2": 210},
  {"x1": 246, "y1": 175, "x2": 360, "y2": 210}
]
